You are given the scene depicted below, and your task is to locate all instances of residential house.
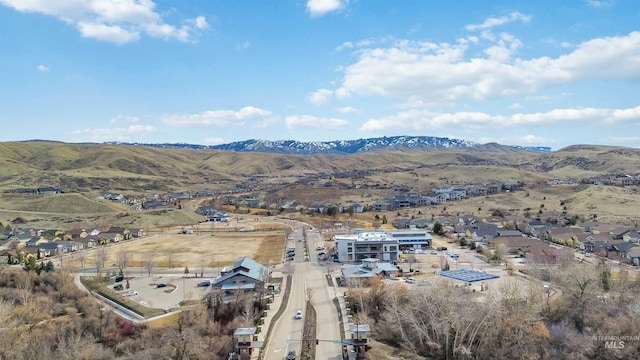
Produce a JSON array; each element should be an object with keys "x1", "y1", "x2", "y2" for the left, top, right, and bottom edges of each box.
[
  {"x1": 195, "y1": 206, "x2": 218, "y2": 216},
  {"x1": 107, "y1": 227, "x2": 132, "y2": 240},
  {"x1": 544, "y1": 227, "x2": 585, "y2": 244},
  {"x1": 350, "y1": 203, "x2": 364, "y2": 213},
  {"x1": 37, "y1": 187, "x2": 63, "y2": 195},
  {"x1": 525, "y1": 220, "x2": 552, "y2": 238},
  {"x1": 525, "y1": 246, "x2": 573, "y2": 265},
  {"x1": 208, "y1": 212, "x2": 230, "y2": 222},
  {"x1": 233, "y1": 327, "x2": 262, "y2": 360},
  {"x1": 621, "y1": 230, "x2": 640, "y2": 244},
  {"x1": 212, "y1": 258, "x2": 269, "y2": 293},
  {"x1": 56, "y1": 240, "x2": 82, "y2": 252},
  {"x1": 584, "y1": 235, "x2": 612, "y2": 252},
  {"x1": 370, "y1": 201, "x2": 390, "y2": 212},
  {"x1": 489, "y1": 237, "x2": 544, "y2": 256},
  {"x1": 625, "y1": 247, "x2": 640, "y2": 266},
  {"x1": 74, "y1": 236, "x2": 98, "y2": 249},
  {"x1": 463, "y1": 221, "x2": 499, "y2": 244},
  {"x1": 607, "y1": 242, "x2": 639, "y2": 259},
  {"x1": 340, "y1": 258, "x2": 399, "y2": 285}
]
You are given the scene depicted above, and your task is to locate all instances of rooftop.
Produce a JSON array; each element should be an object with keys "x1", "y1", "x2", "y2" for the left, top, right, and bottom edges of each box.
[{"x1": 437, "y1": 269, "x2": 500, "y2": 283}]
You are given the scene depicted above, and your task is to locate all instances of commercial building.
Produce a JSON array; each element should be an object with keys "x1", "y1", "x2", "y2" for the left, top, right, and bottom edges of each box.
[{"x1": 333, "y1": 229, "x2": 432, "y2": 262}]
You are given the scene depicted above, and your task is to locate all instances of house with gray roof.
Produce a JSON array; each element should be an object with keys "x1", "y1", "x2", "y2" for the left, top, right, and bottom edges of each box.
[
  {"x1": 212, "y1": 257, "x2": 269, "y2": 293},
  {"x1": 341, "y1": 258, "x2": 399, "y2": 285}
]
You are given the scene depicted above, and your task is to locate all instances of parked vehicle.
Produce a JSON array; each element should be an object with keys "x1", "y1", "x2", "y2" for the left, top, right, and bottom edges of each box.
[
  {"x1": 286, "y1": 248, "x2": 296, "y2": 253},
  {"x1": 437, "y1": 246, "x2": 448, "y2": 251},
  {"x1": 157, "y1": 283, "x2": 167, "y2": 288},
  {"x1": 405, "y1": 277, "x2": 416, "y2": 284},
  {"x1": 197, "y1": 279, "x2": 211, "y2": 287},
  {"x1": 430, "y1": 250, "x2": 438, "y2": 255},
  {"x1": 287, "y1": 349, "x2": 296, "y2": 360},
  {"x1": 124, "y1": 290, "x2": 139, "y2": 296}
]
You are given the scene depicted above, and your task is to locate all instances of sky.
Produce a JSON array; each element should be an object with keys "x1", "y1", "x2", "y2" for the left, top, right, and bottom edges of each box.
[{"x1": 1, "y1": 0, "x2": 640, "y2": 150}]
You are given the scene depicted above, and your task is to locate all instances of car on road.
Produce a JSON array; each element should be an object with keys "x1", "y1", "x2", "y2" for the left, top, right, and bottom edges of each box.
[
  {"x1": 156, "y1": 283, "x2": 167, "y2": 288},
  {"x1": 286, "y1": 349, "x2": 296, "y2": 360},
  {"x1": 430, "y1": 250, "x2": 438, "y2": 255},
  {"x1": 405, "y1": 277, "x2": 416, "y2": 284},
  {"x1": 124, "y1": 290, "x2": 139, "y2": 296},
  {"x1": 295, "y1": 310, "x2": 303, "y2": 319},
  {"x1": 197, "y1": 279, "x2": 211, "y2": 287}
]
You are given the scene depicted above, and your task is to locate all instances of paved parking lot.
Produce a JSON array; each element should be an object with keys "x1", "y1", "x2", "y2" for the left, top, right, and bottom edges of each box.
[{"x1": 108, "y1": 274, "x2": 215, "y2": 309}]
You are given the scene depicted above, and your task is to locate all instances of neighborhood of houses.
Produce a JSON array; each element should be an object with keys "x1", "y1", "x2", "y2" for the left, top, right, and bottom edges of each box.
[
  {"x1": 329, "y1": 215, "x2": 640, "y2": 287},
  {"x1": 0, "y1": 226, "x2": 145, "y2": 265}
]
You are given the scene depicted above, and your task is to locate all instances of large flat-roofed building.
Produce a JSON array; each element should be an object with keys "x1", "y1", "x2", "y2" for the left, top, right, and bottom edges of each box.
[
  {"x1": 389, "y1": 230, "x2": 432, "y2": 251},
  {"x1": 334, "y1": 230, "x2": 432, "y2": 262}
]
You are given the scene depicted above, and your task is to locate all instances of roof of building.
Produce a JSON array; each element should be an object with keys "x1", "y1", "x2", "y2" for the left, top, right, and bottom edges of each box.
[
  {"x1": 212, "y1": 257, "x2": 267, "y2": 286},
  {"x1": 349, "y1": 324, "x2": 371, "y2": 333},
  {"x1": 437, "y1": 269, "x2": 500, "y2": 283},
  {"x1": 234, "y1": 327, "x2": 256, "y2": 336}
]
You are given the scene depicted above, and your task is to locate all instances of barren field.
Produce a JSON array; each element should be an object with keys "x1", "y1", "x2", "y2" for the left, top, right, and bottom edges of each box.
[{"x1": 79, "y1": 222, "x2": 292, "y2": 270}]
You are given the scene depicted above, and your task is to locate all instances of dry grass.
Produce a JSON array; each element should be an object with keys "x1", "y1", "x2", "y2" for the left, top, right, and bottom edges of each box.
[
  {"x1": 145, "y1": 313, "x2": 180, "y2": 328},
  {"x1": 82, "y1": 227, "x2": 286, "y2": 269}
]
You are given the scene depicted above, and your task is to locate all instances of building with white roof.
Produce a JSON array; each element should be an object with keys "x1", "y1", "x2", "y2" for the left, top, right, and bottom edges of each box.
[{"x1": 333, "y1": 229, "x2": 432, "y2": 262}]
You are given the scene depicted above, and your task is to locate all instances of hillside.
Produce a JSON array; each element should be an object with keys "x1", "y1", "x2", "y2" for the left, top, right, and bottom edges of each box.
[{"x1": 1, "y1": 141, "x2": 640, "y2": 227}]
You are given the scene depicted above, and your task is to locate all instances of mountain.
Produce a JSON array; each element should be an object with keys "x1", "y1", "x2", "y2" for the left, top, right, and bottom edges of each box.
[{"x1": 107, "y1": 136, "x2": 550, "y2": 155}]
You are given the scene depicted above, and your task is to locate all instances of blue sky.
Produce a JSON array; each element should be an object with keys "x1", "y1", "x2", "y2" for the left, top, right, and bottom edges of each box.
[{"x1": 1, "y1": 0, "x2": 639, "y2": 150}]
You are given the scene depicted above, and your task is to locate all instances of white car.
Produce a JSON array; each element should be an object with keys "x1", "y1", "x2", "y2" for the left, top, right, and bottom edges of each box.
[
  {"x1": 124, "y1": 290, "x2": 139, "y2": 296},
  {"x1": 405, "y1": 277, "x2": 416, "y2": 284},
  {"x1": 295, "y1": 310, "x2": 303, "y2": 319}
]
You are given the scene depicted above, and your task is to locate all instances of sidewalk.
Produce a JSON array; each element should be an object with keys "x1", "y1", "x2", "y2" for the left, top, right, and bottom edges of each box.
[{"x1": 255, "y1": 270, "x2": 290, "y2": 359}]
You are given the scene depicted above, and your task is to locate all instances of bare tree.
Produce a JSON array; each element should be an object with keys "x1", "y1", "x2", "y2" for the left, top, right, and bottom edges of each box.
[
  {"x1": 116, "y1": 248, "x2": 130, "y2": 276},
  {"x1": 555, "y1": 262, "x2": 599, "y2": 333},
  {"x1": 77, "y1": 250, "x2": 87, "y2": 269},
  {"x1": 167, "y1": 252, "x2": 174, "y2": 269},
  {"x1": 145, "y1": 252, "x2": 156, "y2": 276},
  {"x1": 95, "y1": 247, "x2": 108, "y2": 276}
]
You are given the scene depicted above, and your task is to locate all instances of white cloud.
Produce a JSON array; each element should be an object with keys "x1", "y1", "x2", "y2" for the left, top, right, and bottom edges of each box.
[
  {"x1": 69, "y1": 124, "x2": 157, "y2": 142},
  {"x1": 0, "y1": 0, "x2": 207, "y2": 44},
  {"x1": 465, "y1": 11, "x2": 531, "y2": 31},
  {"x1": 336, "y1": 106, "x2": 359, "y2": 114},
  {"x1": 337, "y1": 31, "x2": 640, "y2": 103},
  {"x1": 110, "y1": 115, "x2": 140, "y2": 123},
  {"x1": 508, "y1": 103, "x2": 522, "y2": 110},
  {"x1": 161, "y1": 106, "x2": 274, "y2": 127},
  {"x1": 517, "y1": 134, "x2": 556, "y2": 144},
  {"x1": 307, "y1": 88, "x2": 333, "y2": 105},
  {"x1": 37, "y1": 65, "x2": 49, "y2": 72},
  {"x1": 203, "y1": 137, "x2": 226, "y2": 145},
  {"x1": 236, "y1": 41, "x2": 251, "y2": 50},
  {"x1": 585, "y1": 0, "x2": 613, "y2": 8},
  {"x1": 335, "y1": 87, "x2": 351, "y2": 99},
  {"x1": 611, "y1": 105, "x2": 640, "y2": 122},
  {"x1": 360, "y1": 106, "x2": 638, "y2": 133},
  {"x1": 286, "y1": 115, "x2": 349, "y2": 130},
  {"x1": 306, "y1": 0, "x2": 346, "y2": 17}
]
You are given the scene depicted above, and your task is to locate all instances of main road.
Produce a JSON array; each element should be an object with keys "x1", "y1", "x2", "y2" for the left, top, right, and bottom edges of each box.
[{"x1": 264, "y1": 222, "x2": 342, "y2": 360}]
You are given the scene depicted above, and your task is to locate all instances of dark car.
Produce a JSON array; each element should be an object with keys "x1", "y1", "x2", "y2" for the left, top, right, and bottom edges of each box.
[
  {"x1": 157, "y1": 283, "x2": 167, "y2": 288},
  {"x1": 286, "y1": 349, "x2": 296, "y2": 360}
]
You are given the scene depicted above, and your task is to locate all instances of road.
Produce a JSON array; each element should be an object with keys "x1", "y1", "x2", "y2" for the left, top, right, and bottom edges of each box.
[
  {"x1": 305, "y1": 227, "x2": 342, "y2": 360},
  {"x1": 264, "y1": 223, "x2": 342, "y2": 360}
]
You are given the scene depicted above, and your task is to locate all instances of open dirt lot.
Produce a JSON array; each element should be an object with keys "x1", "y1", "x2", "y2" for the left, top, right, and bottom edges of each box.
[{"x1": 80, "y1": 220, "x2": 293, "y2": 270}]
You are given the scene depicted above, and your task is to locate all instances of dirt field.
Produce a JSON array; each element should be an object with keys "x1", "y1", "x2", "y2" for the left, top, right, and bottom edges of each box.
[{"x1": 78, "y1": 221, "x2": 292, "y2": 270}]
